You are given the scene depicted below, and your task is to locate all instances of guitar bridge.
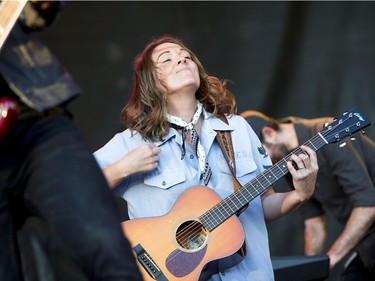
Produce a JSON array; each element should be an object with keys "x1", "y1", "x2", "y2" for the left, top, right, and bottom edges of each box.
[{"x1": 133, "y1": 244, "x2": 168, "y2": 281}]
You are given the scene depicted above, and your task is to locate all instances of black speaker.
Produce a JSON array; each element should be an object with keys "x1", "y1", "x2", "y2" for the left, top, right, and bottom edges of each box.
[{"x1": 272, "y1": 255, "x2": 329, "y2": 281}]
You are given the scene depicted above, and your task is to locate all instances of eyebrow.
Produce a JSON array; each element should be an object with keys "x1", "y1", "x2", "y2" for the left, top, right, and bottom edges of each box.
[
  {"x1": 157, "y1": 51, "x2": 170, "y2": 61},
  {"x1": 156, "y1": 48, "x2": 188, "y2": 61}
]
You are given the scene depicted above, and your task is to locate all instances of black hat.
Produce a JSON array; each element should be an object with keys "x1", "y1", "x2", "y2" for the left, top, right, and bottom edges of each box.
[{"x1": 240, "y1": 110, "x2": 273, "y2": 140}]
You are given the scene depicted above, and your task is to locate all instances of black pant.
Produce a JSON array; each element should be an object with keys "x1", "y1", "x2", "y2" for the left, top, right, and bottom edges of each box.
[
  {"x1": 17, "y1": 216, "x2": 90, "y2": 281},
  {"x1": 0, "y1": 110, "x2": 142, "y2": 281}
]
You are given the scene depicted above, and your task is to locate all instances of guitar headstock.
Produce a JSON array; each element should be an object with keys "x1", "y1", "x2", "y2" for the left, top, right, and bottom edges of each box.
[{"x1": 320, "y1": 107, "x2": 371, "y2": 144}]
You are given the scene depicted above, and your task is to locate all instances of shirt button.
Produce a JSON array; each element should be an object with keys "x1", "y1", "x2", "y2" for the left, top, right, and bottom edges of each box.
[
  {"x1": 189, "y1": 154, "x2": 194, "y2": 159},
  {"x1": 162, "y1": 181, "x2": 166, "y2": 186}
]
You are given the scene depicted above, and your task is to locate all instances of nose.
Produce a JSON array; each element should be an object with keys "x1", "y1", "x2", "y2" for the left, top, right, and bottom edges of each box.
[{"x1": 177, "y1": 58, "x2": 187, "y2": 65}]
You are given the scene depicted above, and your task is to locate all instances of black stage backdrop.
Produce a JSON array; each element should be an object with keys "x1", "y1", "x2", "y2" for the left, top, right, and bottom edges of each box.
[{"x1": 35, "y1": 1, "x2": 375, "y2": 279}]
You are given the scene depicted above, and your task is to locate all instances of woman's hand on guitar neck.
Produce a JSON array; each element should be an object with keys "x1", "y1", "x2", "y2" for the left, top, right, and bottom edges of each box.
[
  {"x1": 262, "y1": 145, "x2": 318, "y2": 222},
  {"x1": 287, "y1": 145, "x2": 319, "y2": 202}
]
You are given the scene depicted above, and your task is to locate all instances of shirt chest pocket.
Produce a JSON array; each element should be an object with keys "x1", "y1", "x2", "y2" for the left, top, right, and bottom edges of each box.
[
  {"x1": 236, "y1": 158, "x2": 258, "y2": 179},
  {"x1": 216, "y1": 154, "x2": 258, "y2": 179},
  {"x1": 144, "y1": 165, "x2": 186, "y2": 189}
]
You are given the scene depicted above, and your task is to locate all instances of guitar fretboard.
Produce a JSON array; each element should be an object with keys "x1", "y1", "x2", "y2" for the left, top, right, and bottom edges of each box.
[
  {"x1": 0, "y1": 0, "x2": 27, "y2": 49},
  {"x1": 200, "y1": 133, "x2": 328, "y2": 232},
  {"x1": 198, "y1": 105, "x2": 371, "y2": 232}
]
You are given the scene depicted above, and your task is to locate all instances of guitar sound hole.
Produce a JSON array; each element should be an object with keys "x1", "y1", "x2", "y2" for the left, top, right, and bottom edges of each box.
[{"x1": 176, "y1": 220, "x2": 208, "y2": 251}]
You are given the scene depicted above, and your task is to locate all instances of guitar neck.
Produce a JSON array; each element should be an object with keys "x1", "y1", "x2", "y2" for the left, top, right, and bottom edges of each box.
[
  {"x1": 200, "y1": 106, "x2": 371, "y2": 231},
  {"x1": 0, "y1": 0, "x2": 28, "y2": 50},
  {"x1": 200, "y1": 132, "x2": 327, "y2": 231}
]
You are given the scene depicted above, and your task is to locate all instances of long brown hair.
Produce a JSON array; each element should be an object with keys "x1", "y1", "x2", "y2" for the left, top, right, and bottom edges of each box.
[{"x1": 121, "y1": 35, "x2": 237, "y2": 141}]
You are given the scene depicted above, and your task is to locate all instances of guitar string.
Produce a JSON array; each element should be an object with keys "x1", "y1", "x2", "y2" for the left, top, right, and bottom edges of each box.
[
  {"x1": 140, "y1": 114, "x2": 363, "y2": 268},
  {"x1": 155, "y1": 115, "x2": 364, "y2": 270},
  {"x1": 200, "y1": 115, "x2": 358, "y2": 230},
  {"x1": 199, "y1": 133, "x2": 324, "y2": 229},
  {"x1": 162, "y1": 117, "x2": 366, "y2": 275},
  {"x1": 164, "y1": 136, "x2": 324, "y2": 255},
  {"x1": 171, "y1": 115, "x2": 356, "y2": 250},
  {"x1": 202, "y1": 128, "x2": 347, "y2": 228},
  {"x1": 197, "y1": 112, "x2": 354, "y2": 231}
]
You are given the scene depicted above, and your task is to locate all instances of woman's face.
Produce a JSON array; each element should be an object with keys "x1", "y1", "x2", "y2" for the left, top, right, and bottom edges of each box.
[{"x1": 151, "y1": 42, "x2": 200, "y2": 95}]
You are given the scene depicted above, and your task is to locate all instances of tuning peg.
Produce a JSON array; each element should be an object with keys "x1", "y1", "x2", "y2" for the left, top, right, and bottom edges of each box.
[
  {"x1": 361, "y1": 129, "x2": 366, "y2": 135},
  {"x1": 339, "y1": 142, "x2": 347, "y2": 147},
  {"x1": 350, "y1": 136, "x2": 356, "y2": 141}
]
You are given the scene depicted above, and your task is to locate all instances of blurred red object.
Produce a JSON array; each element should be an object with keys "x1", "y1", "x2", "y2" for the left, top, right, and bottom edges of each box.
[{"x1": 0, "y1": 96, "x2": 20, "y2": 141}]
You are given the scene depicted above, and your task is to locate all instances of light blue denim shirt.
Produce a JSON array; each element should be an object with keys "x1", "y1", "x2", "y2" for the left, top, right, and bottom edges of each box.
[{"x1": 94, "y1": 110, "x2": 274, "y2": 281}]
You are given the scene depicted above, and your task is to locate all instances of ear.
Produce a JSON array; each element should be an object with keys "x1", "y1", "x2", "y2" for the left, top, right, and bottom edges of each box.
[{"x1": 261, "y1": 127, "x2": 277, "y2": 143}]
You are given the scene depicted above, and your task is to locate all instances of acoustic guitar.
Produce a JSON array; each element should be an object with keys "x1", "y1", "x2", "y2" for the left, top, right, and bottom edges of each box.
[
  {"x1": 0, "y1": 0, "x2": 27, "y2": 141},
  {"x1": 121, "y1": 107, "x2": 370, "y2": 281}
]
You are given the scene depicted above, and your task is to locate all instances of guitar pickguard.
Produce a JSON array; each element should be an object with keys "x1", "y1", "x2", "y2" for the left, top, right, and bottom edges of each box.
[
  {"x1": 166, "y1": 219, "x2": 209, "y2": 277},
  {"x1": 166, "y1": 245, "x2": 207, "y2": 277}
]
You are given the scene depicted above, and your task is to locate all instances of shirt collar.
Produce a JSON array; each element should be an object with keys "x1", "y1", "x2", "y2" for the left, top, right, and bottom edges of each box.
[
  {"x1": 154, "y1": 129, "x2": 178, "y2": 147},
  {"x1": 202, "y1": 109, "x2": 234, "y2": 132},
  {"x1": 154, "y1": 108, "x2": 234, "y2": 147}
]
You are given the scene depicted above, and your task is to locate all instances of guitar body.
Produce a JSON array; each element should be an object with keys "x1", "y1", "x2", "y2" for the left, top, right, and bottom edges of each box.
[
  {"x1": 122, "y1": 186, "x2": 245, "y2": 281},
  {"x1": 121, "y1": 107, "x2": 370, "y2": 280}
]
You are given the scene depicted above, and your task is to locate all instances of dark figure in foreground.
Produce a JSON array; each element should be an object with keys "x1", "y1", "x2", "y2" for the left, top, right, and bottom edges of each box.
[{"x1": 0, "y1": 1, "x2": 141, "y2": 280}]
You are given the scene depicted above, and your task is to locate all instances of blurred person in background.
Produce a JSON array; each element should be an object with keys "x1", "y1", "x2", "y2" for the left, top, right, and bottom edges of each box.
[{"x1": 242, "y1": 109, "x2": 375, "y2": 281}]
